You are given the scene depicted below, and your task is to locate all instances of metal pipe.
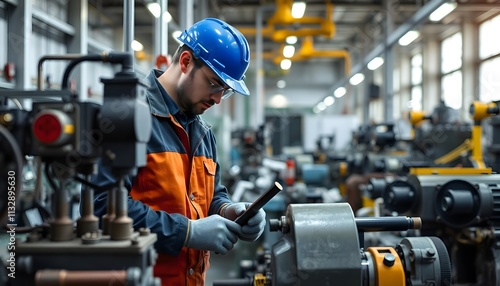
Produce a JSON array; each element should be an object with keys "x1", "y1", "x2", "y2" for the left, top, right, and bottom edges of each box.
[
  {"x1": 35, "y1": 269, "x2": 127, "y2": 286},
  {"x1": 123, "y1": 0, "x2": 134, "y2": 53},
  {"x1": 36, "y1": 55, "x2": 83, "y2": 91},
  {"x1": 355, "y1": 216, "x2": 422, "y2": 232},
  {"x1": 327, "y1": 0, "x2": 449, "y2": 107}
]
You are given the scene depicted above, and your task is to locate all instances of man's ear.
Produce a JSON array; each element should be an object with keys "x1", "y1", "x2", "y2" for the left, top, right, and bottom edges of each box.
[{"x1": 179, "y1": 51, "x2": 192, "y2": 73}]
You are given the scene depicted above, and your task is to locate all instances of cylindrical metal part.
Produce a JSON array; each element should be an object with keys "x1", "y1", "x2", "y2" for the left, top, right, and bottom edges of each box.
[
  {"x1": 102, "y1": 186, "x2": 116, "y2": 235},
  {"x1": 212, "y1": 278, "x2": 253, "y2": 286},
  {"x1": 76, "y1": 177, "x2": 99, "y2": 237},
  {"x1": 355, "y1": 216, "x2": 421, "y2": 232},
  {"x1": 111, "y1": 180, "x2": 133, "y2": 240},
  {"x1": 50, "y1": 179, "x2": 74, "y2": 241},
  {"x1": 35, "y1": 269, "x2": 127, "y2": 286},
  {"x1": 440, "y1": 189, "x2": 474, "y2": 214}
]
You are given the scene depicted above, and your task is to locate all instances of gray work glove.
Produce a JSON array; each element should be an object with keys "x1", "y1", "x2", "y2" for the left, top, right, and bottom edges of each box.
[
  {"x1": 223, "y1": 202, "x2": 266, "y2": 242},
  {"x1": 185, "y1": 215, "x2": 241, "y2": 254}
]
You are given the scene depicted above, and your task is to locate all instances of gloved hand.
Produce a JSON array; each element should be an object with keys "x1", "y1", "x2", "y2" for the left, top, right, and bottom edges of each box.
[
  {"x1": 185, "y1": 215, "x2": 241, "y2": 254},
  {"x1": 223, "y1": 203, "x2": 266, "y2": 242}
]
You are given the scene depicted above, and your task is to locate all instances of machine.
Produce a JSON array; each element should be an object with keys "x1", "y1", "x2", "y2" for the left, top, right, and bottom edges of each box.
[
  {"x1": 0, "y1": 53, "x2": 159, "y2": 286},
  {"x1": 213, "y1": 203, "x2": 451, "y2": 286}
]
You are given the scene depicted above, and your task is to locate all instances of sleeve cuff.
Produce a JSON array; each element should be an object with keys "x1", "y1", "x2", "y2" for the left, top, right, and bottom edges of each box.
[
  {"x1": 218, "y1": 203, "x2": 231, "y2": 217},
  {"x1": 183, "y1": 219, "x2": 191, "y2": 247}
]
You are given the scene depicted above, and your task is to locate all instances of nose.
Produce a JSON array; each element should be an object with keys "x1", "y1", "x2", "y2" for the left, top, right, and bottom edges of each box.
[{"x1": 210, "y1": 92, "x2": 223, "y2": 105}]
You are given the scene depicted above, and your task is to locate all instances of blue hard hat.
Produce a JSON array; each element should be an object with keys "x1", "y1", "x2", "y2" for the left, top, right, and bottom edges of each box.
[{"x1": 178, "y1": 18, "x2": 251, "y2": 96}]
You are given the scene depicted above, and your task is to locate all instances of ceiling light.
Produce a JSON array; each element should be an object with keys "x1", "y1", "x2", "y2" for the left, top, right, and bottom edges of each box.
[
  {"x1": 292, "y1": 2, "x2": 306, "y2": 19},
  {"x1": 324, "y1": 96, "x2": 335, "y2": 106},
  {"x1": 172, "y1": 30, "x2": 182, "y2": 44},
  {"x1": 147, "y1": 3, "x2": 161, "y2": 18},
  {"x1": 283, "y1": 45, "x2": 295, "y2": 58},
  {"x1": 277, "y1": 80, "x2": 286, "y2": 89},
  {"x1": 313, "y1": 106, "x2": 321, "y2": 113},
  {"x1": 317, "y1": 102, "x2": 326, "y2": 111},
  {"x1": 367, "y1": 57, "x2": 384, "y2": 70},
  {"x1": 269, "y1": 94, "x2": 288, "y2": 108},
  {"x1": 429, "y1": 2, "x2": 457, "y2": 22},
  {"x1": 286, "y1": 36, "x2": 298, "y2": 44},
  {"x1": 280, "y1": 59, "x2": 292, "y2": 70},
  {"x1": 131, "y1": 40, "x2": 143, "y2": 51},
  {"x1": 334, "y1": 87, "x2": 346, "y2": 98},
  {"x1": 163, "y1": 11, "x2": 172, "y2": 23},
  {"x1": 349, "y1": 73, "x2": 365, "y2": 86},
  {"x1": 398, "y1": 31, "x2": 420, "y2": 46}
]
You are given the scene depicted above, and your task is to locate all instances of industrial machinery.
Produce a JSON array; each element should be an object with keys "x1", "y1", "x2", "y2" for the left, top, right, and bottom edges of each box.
[
  {"x1": 213, "y1": 203, "x2": 451, "y2": 286},
  {"x1": 470, "y1": 100, "x2": 500, "y2": 171},
  {"x1": 0, "y1": 53, "x2": 159, "y2": 286},
  {"x1": 380, "y1": 173, "x2": 500, "y2": 286}
]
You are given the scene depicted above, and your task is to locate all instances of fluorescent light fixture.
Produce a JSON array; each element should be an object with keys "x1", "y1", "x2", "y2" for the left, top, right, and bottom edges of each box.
[
  {"x1": 334, "y1": 87, "x2": 346, "y2": 98},
  {"x1": 429, "y1": 2, "x2": 457, "y2": 22},
  {"x1": 317, "y1": 102, "x2": 326, "y2": 111},
  {"x1": 292, "y1": 2, "x2": 306, "y2": 19},
  {"x1": 131, "y1": 40, "x2": 144, "y2": 51},
  {"x1": 313, "y1": 106, "x2": 321, "y2": 113},
  {"x1": 283, "y1": 45, "x2": 295, "y2": 58},
  {"x1": 163, "y1": 11, "x2": 172, "y2": 23},
  {"x1": 349, "y1": 73, "x2": 365, "y2": 86},
  {"x1": 398, "y1": 31, "x2": 420, "y2": 46},
  {"x1": 280, "y1": 59, "x2": 292, "y2": 70},
  {"x1": 367, "y1": 57, "x2": 384, "y2": 70},
  {"x1": 147, "y1": 3, "x2": 161, "y2": 18},
  {"x1": 323, "y1": 96, "x2": 335, "y2": 106},
  {"x1": 277, "y1": 80, "x2": 286, "y2": 89},
  {"x1": 286, "y1": 36, "x2": 298, "y2": 44}
]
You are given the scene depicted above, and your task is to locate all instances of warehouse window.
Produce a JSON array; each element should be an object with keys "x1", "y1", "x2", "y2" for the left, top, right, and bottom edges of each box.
[
  {"x1": 479, "y1": 15, "x2": 500, "y2": 102},
  {"x1": 441, "y1": 32, "x2": 463, "y2": 109},
  {"x1": 410, "y1": 53, "x2": 423, "y2": 111}
]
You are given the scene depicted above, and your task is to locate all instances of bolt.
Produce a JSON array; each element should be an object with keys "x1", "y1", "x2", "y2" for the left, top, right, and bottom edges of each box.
[
  {"x1": 426, "y1": 248, "x2": 435, "y2": 257},
  {"x1": 2, "y1": 113, "x2": 13, "y2": 123},
  {"x1": 105, "y1": 149, "x2": 116, "y2": 160},
  {"x1": 383, "y1": 253, "x2": 396, "y2": 267},
  {"x1": 63, "y1": 103, "x2": 74, "y2": 112},
  {"x1": 139, "y1": 227, "x2": 151, "y2": 236}
]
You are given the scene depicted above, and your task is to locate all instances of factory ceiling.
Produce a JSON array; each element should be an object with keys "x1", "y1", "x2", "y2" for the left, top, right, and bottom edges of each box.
[{"x1": 91, "y1": 0, "x2": 500, "y2": 111}]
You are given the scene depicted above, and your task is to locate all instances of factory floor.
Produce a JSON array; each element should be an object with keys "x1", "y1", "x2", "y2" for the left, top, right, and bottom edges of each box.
[{"x1": 206, "y1": 240, "x2": 259, "y2": 286}]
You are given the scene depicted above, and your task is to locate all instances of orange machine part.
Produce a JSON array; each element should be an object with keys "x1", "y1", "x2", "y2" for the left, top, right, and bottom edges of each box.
[{"x1": 367, "y1": 247, "x2": 406, "y2": 285}]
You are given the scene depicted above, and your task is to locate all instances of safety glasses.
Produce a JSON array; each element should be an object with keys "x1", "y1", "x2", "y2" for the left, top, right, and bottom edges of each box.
[{"x1": 199, "y1": 68, "x2": 235, "y2": 99}]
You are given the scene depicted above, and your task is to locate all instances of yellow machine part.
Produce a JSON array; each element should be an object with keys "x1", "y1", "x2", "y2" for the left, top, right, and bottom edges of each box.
[
  {"x1": 362, "y1": 196, "x2": 375, "y2": 209},
  {"x1": 409, "y1": 110, "x2": 426, "y2": 126},
  {"x1": 470, "y1": 101, "x2": 498, "y2": 121},
  {"x1": 253, "y1": 273, "x2": 267, "y2": 286},
  {"x1": 339, "y1": 161, "x2": 348, "y2": 178},
  {"x1": 338, "y1": 182, "x2": 346, "y2": 197},
  {"x1": 409, "y1": 167, "x2": 492, "y2": 175},
  {"x1": 367, "y1": 247, "x2": 405, "y2": 285}
]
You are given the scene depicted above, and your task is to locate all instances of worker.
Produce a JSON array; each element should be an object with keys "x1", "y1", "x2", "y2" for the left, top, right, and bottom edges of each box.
[{"x1": 91, "y1": 18, "x2": 266, "y2": 286}]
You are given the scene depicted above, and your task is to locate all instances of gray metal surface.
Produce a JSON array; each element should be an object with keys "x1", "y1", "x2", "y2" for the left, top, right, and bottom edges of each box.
[
  {"x1": 272, "y1": 203, "x2": 361, "y2": 286},
  {"x1": 12, "y1": 232, "x2": 158, "y2": 286}
]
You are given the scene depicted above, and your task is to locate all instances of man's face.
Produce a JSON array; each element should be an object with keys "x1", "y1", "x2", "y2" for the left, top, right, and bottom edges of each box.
[{"x1": 176, "y1": 62, "x2": 227, "y2": 115}]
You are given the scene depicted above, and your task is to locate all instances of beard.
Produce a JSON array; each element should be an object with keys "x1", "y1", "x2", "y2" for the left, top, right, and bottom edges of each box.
[{"x1": 175, "y1": 68, "x2": 214, "y2": 116}]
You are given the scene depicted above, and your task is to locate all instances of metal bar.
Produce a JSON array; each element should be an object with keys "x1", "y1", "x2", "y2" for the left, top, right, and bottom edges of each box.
[
  {"x1": 326, "y1": 0, "x2": 449, "y2": 108},
  {"x1": 123, "y1": 0, "x2": 134, "y2": 53},
  {"x1": 32, "y1": 7, "x2": 75, "y2": 36}
]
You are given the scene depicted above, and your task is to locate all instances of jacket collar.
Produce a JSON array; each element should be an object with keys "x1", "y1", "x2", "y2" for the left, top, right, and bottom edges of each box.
[{"x1": 145, "y1": 69, "x2": 212, "y2": 130}]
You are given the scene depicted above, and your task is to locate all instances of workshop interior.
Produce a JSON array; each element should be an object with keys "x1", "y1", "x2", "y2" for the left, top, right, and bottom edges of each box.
[{"x1": 1, "y1": 0, "x2": 500, "y2": 285}]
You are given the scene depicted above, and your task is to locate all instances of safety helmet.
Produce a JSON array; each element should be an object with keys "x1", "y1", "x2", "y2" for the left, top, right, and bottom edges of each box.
[{"x1": 178, "y1": 18, "x2": 251, "y2": 96}]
